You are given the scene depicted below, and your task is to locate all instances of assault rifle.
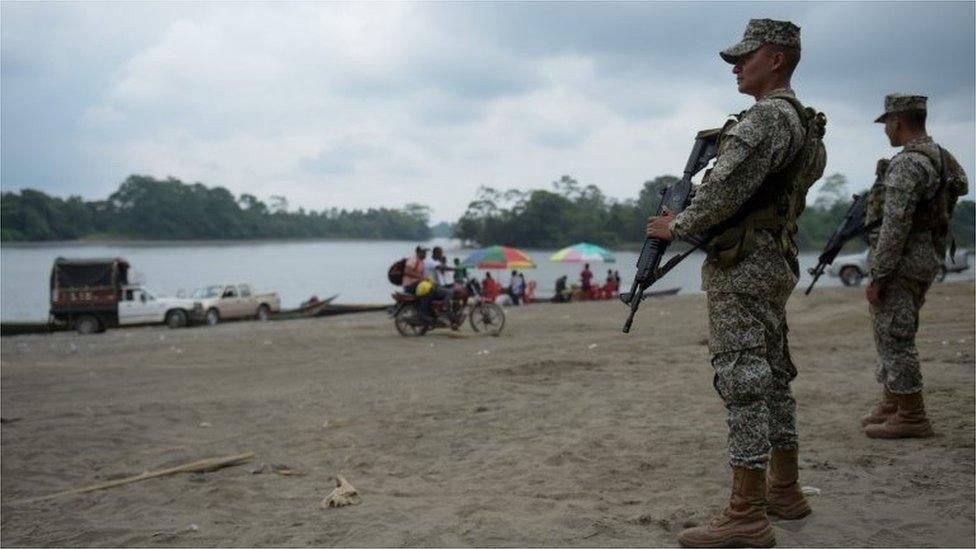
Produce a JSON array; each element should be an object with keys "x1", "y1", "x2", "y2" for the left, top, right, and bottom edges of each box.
[
  {"x1": 620, "y1": 128, "x2": 720, "y2": 333},
  {"x1": 805, "y1": 158, "x2": 889, "y2": 295}
]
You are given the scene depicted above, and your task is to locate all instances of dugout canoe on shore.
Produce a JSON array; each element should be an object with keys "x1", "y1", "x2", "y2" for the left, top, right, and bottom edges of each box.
[
  {"x1": 272, "y1": 294, "x2": 339, "y2": 320},
  {"x1": 0, "y1": 302, "x2": 392, "y2": 335},
  {"x1": 318, "y1": 303, "x2": 390, "y2": 316},
  {"x1": 534, "y1": 286, "x2": 681, "y2": 303},
  {"x1": 0, "y1": 322, "x2": 70, "y2": 337}
]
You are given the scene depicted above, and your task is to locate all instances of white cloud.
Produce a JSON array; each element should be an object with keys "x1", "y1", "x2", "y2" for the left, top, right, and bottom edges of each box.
[{"x1": 2, "y1": 2, "x2": 974, "y2": 222}]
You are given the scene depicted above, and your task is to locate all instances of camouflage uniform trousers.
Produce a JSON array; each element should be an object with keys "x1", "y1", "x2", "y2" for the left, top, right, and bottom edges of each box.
[
  {"x1": 707, "y1": 291, "x2": 798, "y2": 470},
  {"x1": 872, "y1": 276, "x2": 931, "y2": 394}
]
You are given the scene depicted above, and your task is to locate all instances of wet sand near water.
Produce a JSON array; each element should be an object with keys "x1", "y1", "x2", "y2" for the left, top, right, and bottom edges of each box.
[{"x1": 1, "y1": 282, "x2": 974, "y2": 546}]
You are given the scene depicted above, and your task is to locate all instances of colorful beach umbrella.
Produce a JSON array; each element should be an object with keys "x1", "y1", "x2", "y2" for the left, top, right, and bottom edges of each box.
[
  {"x1": 460, "y1": 245, "x2": 536, "y2": 269},
  {"x1": 549, "y1": 242, "x2": 616, "y2": 263}
]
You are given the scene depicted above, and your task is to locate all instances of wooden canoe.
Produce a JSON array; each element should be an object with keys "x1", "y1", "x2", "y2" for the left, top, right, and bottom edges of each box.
[{"x1": 272, "y1": 294, "x2": 339, "y2": 320}]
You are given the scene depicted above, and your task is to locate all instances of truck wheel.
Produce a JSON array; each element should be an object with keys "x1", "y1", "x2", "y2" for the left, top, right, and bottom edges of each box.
[
  {"x1": 840, "y1": 266, "x2": 864, "y2": 287},
  {"x1": 166, "y1": 309, "x2": 188, "y2": 329},
  {"x1": 205, "y1": 308, "x2": 220, "y2": 326},
  {"x1": 256, "y1": 304, "x2": 271, "y2": 321},
  {"x1": 75, "y1": 315, "x2": 100, "y2": 335}
]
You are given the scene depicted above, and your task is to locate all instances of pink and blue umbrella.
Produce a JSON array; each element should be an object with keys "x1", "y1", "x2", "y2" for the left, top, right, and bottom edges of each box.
[{"x1": 549, "y1": 242, "x2": 616, "y2": 263}]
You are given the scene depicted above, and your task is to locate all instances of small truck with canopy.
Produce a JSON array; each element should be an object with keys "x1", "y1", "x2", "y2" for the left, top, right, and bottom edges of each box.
[{"x1": 49, "y1": 257, "x2": 204, "y2": 333}]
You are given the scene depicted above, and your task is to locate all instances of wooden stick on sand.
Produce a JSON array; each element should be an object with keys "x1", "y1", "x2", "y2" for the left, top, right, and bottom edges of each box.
[{"x1": 14, "y1": 452, "x2": 254, "y2": 505}]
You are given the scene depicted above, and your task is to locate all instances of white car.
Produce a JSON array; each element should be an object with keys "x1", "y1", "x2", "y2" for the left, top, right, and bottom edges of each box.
[
  {"x1": 117, "y1": 286, "x2": 204, "y2": 328},
  {"x1": 191, "y1": 283, "x2": 281, "y2": 325},
  {"x1": 827, "y1": 249, "x2": 972, "y2": 286}
]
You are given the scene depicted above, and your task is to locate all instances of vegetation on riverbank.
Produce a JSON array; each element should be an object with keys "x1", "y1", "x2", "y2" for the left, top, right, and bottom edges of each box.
[
  {"x1": 3, "y1": 173, "x2": 972, "y2": 251},
  {"x1": 1, "y1": 175, "x2": 432, "y2": 242},
  {"x1": 454, "y1": 174, "x2": 975, "y2": 250}
]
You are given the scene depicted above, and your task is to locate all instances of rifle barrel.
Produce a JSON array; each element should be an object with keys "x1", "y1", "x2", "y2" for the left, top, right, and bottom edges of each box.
[{"x1": 804, "y1": 265, "x2": 825, "y2": 295}]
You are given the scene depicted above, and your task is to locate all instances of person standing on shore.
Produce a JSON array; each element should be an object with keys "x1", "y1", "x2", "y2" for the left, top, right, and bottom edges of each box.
[
  {"x1": 646, "y1": 19, "x2": 826, "y2": 548},
  {"x1": 580, "y1": 263, "x2": 593, "y2": 294},
  {"x1": 861, "y1": 94, "x2": 969, "y2": 438},
  {"x1": 452, "y1": 257, "x2": 468, "y2": 285},
  {"x1": 509, "y1": 270, "x2": 524, "y2": 305}
]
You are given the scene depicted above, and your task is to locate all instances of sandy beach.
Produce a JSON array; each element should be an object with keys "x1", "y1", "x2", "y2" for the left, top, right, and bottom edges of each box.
[{"x1": 1, "y1": 282, "x2": 973, "y2": 547}]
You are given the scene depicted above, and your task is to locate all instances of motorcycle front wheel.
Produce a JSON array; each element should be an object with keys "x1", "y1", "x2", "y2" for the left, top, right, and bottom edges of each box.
[
  {"x1": 469, "y1": 302, "x2": 505, "y2": 335},
  {"x1": 394, "y1": 305, "x2": 429, "y2": 337}
]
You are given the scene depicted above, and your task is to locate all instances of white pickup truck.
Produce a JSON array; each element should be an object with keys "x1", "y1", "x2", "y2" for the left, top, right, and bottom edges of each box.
[
  {"x1": 118, "y1": 286, "x2": 205, "y2": 328},
  {"x1": 191, "y1": 283, "x2": 281, "y2": 325},
  {"x1": 827, "y1": 250, "x2": 973, "y2": 286}
]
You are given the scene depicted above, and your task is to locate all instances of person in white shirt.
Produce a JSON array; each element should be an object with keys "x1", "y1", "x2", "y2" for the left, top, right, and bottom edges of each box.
[{"x1": 509, "y1": 270, "x2": 525, "y2": 305}]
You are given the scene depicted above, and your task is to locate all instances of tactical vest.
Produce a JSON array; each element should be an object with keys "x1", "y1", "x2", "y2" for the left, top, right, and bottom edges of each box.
[
  {"x1": 899, "y1": 145, "x2": 950, "y2": 235},
  {"x1": 901, "y1": 143, "x2": 966, "y2": 260},
  {"x1": 703, "y1": 93, "x2": 828, "y2": 273}
]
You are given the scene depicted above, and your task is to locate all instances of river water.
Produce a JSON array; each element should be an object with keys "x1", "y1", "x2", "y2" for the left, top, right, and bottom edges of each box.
[{"x1": 1, "y1": 239, "x2": 972, "y2": 321}]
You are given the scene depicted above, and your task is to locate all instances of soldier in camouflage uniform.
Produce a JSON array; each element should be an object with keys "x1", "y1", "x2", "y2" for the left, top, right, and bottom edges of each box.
[
  {"x1": 646, "y1": 19, "x2": 825, "y2": 548},
  {"x1": 861, "y1": 94, "x2": 969, "y2": 438}
]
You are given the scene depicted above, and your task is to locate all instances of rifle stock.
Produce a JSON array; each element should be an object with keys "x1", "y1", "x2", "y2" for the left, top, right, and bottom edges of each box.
[{"x1": 621, "y1": 128, "x2": 720, "y2": 333}]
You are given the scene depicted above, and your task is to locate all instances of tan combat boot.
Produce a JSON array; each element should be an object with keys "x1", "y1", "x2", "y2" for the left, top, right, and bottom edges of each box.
[
  {"x1": 678, "y1": 468, "x2": 775, "y2": 548},
  {"x1": 766, "y1": 448, "x2": 811, "y2": 520},
  {"x1": 864, "y1": 391, "x2": 934, "y2": 439},
  {"x1": 860, "y1": 388, "x2": 897, "y2": 427}
]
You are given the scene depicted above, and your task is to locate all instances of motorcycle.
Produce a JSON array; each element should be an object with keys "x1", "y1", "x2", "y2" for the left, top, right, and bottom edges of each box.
[{"x1": 390, "y1": 279, "x2": 505, "y2": 336}]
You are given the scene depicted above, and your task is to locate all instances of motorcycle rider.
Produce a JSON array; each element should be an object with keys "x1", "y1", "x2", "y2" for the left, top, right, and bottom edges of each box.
[{"x1": 402, "y1": 245, "x2": 427, "y2": 294}]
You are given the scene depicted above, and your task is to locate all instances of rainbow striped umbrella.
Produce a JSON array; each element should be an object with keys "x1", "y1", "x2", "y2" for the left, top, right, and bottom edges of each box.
[
  {"x1": 460, "y1": 245, "x2": 536, "y2": 269},
  {"x1": 549, "y1": 242, "x2": 616, "y2": 263}
]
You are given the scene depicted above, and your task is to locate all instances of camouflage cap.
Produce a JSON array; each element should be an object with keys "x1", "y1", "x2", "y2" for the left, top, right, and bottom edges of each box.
[
  {"x1": 874, "y1": 93, "x2": 928, "y2": 123},
  {"x1": 720, "y1": 19, "x2": 801, "y2": 64}
]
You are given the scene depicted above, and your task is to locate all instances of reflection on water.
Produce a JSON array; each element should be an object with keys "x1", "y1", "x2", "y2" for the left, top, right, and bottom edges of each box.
[{"x1": 1, "y1": 239, "x2": 972, "y2": 321}]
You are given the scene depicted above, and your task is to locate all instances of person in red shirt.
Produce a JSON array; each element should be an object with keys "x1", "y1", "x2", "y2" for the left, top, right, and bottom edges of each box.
[
  {"x1": 580, "y1": 263, "x2": 593, "y2": 293},
  {"x1": 481, "y1": 272, "x2": 500, "y2": 302}
]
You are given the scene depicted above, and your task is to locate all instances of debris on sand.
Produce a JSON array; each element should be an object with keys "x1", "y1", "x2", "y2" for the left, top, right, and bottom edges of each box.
[
  {"x1": 272, "y1": 463, "x2": 305, "y2": 476},
  {"x1": 801, "y1": 486, "x2": 822, "y2": 496},
  {"x1": 321, "y1": 474, "x2": 360, "y2": 508},
  {"x1": 14, "y1": 452, "x2": 254, "y2": 504},
  {"x1": 152, "y1": 523, "x2": 198, "y2": 539}
]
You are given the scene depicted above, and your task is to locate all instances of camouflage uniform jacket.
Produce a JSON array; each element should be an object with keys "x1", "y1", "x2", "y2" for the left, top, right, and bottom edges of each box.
[
  {"x1": 669, "y1": 87, "x2": 805, "y2": 301},
  {"x1": 866, "y1": 136, "x2": 968, "y2": 283}
]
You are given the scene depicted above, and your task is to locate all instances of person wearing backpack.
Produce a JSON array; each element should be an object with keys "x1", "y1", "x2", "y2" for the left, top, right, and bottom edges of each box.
[
  {"x1": 861, "y1": 94, "x2": 969, "y2": 439},
  {"x1": 646, "y1": 19, "x2": 825, "y2": 548},
  {"x1": 401, "y1": 245, "x2": 427, "y2": 293}
]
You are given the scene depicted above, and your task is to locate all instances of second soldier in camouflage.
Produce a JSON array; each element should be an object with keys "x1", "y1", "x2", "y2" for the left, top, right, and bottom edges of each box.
[{"x1": 862, "y1": 93, "x2": 969, "y2": 438}]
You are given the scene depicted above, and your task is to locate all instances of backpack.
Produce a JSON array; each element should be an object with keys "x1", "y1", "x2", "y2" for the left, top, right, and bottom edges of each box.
[
  {"x1": 769, "y1": 93, "x2": 828, "y2": 224},
  {"x1": 388, "y1": 258, "x2": 407, "y2": 285},
  {"x1": 901, "y1": 144, "x2": 969, "y2": 258}
]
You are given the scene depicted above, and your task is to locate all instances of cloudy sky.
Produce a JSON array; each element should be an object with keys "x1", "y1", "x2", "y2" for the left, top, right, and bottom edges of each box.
[{"x1": 2, "y1": 1, "x2": 974, "y2": 223}]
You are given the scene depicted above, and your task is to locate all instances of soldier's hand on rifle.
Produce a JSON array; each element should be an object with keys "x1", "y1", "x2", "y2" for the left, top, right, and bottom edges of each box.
[
  {"x1": 866, "y1": 279, "x2": 885, "y2": 308},
  {"x1": 646, "y1": 207, "x2": 676, "y2": 241}
]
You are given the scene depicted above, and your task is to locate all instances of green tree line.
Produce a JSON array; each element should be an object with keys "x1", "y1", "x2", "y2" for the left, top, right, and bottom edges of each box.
[
  {"x1": 1, "y1": 175, "x2": 432, "y2": 241},
  {"x1": 454, "y1": 174, "x2": 976, "y2": 251}
]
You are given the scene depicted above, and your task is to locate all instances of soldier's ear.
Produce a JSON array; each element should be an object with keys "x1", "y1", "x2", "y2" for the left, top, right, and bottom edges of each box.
[{"x1": 769, "y1": 49, "x2": 785, "y2": 72}]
